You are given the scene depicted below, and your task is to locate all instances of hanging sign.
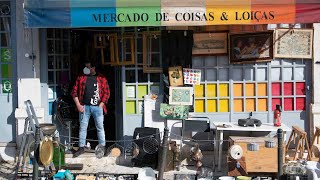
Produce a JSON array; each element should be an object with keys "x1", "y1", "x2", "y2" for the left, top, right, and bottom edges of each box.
[{"x1": 2, "y1": 80, "x2": 12, "y2": 93}]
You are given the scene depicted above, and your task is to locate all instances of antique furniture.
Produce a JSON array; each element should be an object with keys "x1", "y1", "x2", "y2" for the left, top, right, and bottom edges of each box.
[{"x1": 215, "y1": 122, "x2": 291, "y2": 171}]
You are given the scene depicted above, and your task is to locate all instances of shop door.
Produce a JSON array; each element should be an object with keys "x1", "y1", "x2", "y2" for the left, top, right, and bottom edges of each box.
[{"x1": 0, "y1": 1, "x2": 17, "y2": 142}]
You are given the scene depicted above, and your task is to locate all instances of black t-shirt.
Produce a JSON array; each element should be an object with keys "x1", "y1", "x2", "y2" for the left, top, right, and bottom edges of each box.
[{"x1": 82, "y1": 75, "x2": 100, "y2": 106}]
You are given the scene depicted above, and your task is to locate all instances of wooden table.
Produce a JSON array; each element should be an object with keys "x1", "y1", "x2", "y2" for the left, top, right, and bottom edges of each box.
[{"x1": 214, "y1": 122, "x2": 291, "y2": 171}]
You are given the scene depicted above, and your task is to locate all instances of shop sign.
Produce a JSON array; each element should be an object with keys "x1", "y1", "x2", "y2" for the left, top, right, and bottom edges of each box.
[
  {"x1": 1, "y1": 48, "x2": 11, "y2": 62},
  {"x1": 2, "y1": 80, "x2": 12, "y2": 93},
  {"x1": 82, "y1": 10, "x2": 283, "y2": 27},
  {"x1": 23, "y1": 0, "x2": 320, "y2": 28}
]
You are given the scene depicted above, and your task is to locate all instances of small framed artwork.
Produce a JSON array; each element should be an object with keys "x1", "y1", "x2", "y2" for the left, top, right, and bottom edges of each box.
[
  {"x1": 160, "y1": 103, "x2": 189, "y2": 119},
  {"x1": 183, "y1": 68, "x2": 201, "y2": 85},
  {"x1": 274, "y1": 28, "x2": 313, "y2": 59},
  {"x1": 229, "y1": 31, "x2": 274, "y2": 64},
  {"x1": 169, "y1": 86, "x2": 193, "y2": 105},
  {"x1": 168, "y1": 66, "x2": 184, "y2": 87},
  {"x1": 192, "y1": 32, "x2": 228, "y2": 56}
]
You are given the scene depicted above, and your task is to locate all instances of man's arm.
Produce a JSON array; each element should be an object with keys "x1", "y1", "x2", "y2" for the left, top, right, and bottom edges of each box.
[
  {"x1": 73, "y1": 96, "x2": 84, "y2": 112},
  {"x1": 71, "y1": 76, "x2": 84, "y2": 112},
  {"x1": 99, "y1": 76, "x2": 110, "y2": 107}
]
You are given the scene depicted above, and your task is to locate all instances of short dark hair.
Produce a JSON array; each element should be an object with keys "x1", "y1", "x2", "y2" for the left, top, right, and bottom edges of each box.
[{"x1": 84, "y1": 61, "x2": 96, "y2": 68}]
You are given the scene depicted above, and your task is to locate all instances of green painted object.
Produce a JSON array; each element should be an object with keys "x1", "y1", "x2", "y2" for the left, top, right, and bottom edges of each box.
[
  {"x1": 53, "y1": 144, "x2": 65, "y2": 168},
  {"x1": 160, "y1": 103, "x2": 189, "y2": 119}
]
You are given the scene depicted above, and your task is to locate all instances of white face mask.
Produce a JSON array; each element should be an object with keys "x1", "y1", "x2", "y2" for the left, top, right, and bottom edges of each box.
[{"x1": 83, "y1": 67, "x2": 90, "y2": 75}]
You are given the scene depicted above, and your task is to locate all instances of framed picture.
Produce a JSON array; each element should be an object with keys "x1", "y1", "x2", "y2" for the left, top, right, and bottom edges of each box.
[
  {"x1": 183, "y1": 68, "x2": 201, "y2": 85},
  {"x1": 160, "y1": 103, "x2": 189, "y2": 119},
  {"x1": 192, "y1": 32, "x2": 228, "y2": 56},
  {"x1": 169, "y1": 86, "x2": 193, "y2": 105},
  {"x1": 143, "y1": 31, "x2": 163, "y2": 73},
  {"x1": 274, "y1": 29, "x2": 313, "y2": 59},
  {"x1": 229, "y1": 31, "x2": 274, "y2": 64},
  {"x1": 168, "y1": 66, "x2": 183, "y2": 87},
  {"x1": 116, "y1": 33, "x2": 135, "y2": 65}
]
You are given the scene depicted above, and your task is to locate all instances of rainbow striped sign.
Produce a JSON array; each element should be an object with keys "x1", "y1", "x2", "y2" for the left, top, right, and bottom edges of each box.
[{"x1": 23, "y1": 0, "x2": 320, "y2": 28}]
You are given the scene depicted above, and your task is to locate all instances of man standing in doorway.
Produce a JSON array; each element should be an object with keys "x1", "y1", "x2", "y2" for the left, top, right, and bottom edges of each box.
[{"x1": 71, "y1": 61, "x2": 110, "y2": 158}]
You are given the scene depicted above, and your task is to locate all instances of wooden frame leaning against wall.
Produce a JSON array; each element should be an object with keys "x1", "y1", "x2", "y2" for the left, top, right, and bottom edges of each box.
[
  {"x1": 143, "y1": 31, "x2": 163, "y2": 73},
  {"x1": 94, "y1": 33, "x2": 118, "y2": 66}
]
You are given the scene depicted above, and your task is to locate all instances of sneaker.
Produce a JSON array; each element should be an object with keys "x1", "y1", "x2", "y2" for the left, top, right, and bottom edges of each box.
[
  {"x1": 95, "y1": 144, "x2": 105, "y2": 159},
  {"x1": 73, "y1": 147, "x2": 85, "y2": 158}
]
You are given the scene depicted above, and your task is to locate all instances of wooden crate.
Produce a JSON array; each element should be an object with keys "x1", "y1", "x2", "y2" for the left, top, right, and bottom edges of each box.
[{"x1": 229, "y1": 136, "x2": 284, "y2": 173}]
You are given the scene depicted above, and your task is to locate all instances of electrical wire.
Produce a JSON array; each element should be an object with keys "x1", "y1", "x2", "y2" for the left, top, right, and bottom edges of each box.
[{"x1": 58, "y1": 130, "x2": 277, "y2": 143}]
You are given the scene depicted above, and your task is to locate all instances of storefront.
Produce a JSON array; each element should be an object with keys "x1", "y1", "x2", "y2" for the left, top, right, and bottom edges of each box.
[
  {"x1": 0, "y1": 0, "x2": 17, "y2": 160},
  {"x1": 13, "y1": 0, "x2": 320, "y2": 153}
]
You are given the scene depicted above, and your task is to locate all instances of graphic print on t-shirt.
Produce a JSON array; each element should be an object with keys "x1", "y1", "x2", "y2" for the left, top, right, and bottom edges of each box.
[
  {"x1": 90, "y1": 83, "x2": 100, "y2": 105},
  {"x1": 82, "y1": 76, "x2": 100, "y2": 105}
]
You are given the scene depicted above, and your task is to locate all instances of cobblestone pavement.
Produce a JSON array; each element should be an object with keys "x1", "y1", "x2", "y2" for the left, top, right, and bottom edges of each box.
[
  {"x1": 0, "y1": 152, "x2": 225, "y2": 180},
  {"x1": 0, "y1": 158, "x2": 201, "y2": 180},
  {"x1": 0, "y1": 160, "x2": 16, "y2": 180}
]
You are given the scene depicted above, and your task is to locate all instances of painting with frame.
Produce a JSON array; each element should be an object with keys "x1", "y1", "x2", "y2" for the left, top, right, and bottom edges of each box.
[
  {"x1": 169, "y1": 86, "x2": 193, "y2": 106},
  {"x1": 192, "y1": 31, "x2": 228, "y2": 56},
  {"x1": 274, "y1": 28, "x2": 313, "y2": 59},
  {"x1": 229, "y1": 31, "x2": 274, "y2": 64}
]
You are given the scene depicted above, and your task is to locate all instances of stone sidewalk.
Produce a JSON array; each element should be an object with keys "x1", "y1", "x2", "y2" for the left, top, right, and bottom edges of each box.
[
  {"x1": 0, "y1": 151, "x2": 225, "y2": 180},
  {"x1": 0, "y1": 160, "x2": 16, "y2": 180},
  {"x1": 63, "y1": 152, "x2": 224, "y2": 179}
]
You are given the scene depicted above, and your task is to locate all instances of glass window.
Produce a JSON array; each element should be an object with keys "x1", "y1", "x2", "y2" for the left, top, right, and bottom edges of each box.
[
  {"x1": 46, "y1": 29, "x2": 71, "y2": 102},
  {"x1": 257, "y1": 68, "x2": 267, "y2": 81},
  {"x1": 232, "y1": 68, "x2": 242, "y2": 81},
  {"x1": 192, "y1": 57, "x2": 203, "y2": 67},
  {"x1": 206, "y1": 69, "x2": 217, "y2": 81},
  {"x1": 138, "y1": 70, "x2": 148, "y2": 82},
  {"x1": 205, "y1": 57, "x2": 217, "y2": 66},
  {"x1": 125, "y1": 70, "x2": 135, "y2": 83},
  {"x1": 218, "y1": 68, "x2": 229, "y2": 81},
  {"x1": 244, "y1": 68, "x2": 254, "y2": 81},
  {"x1": 271, "y1": 68, "x2": 281, "y2": 81}
]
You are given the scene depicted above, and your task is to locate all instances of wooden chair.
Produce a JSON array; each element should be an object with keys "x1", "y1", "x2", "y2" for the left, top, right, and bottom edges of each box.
[{"x1": 285, "y1": 126, "x2": 312, "y2": 161}]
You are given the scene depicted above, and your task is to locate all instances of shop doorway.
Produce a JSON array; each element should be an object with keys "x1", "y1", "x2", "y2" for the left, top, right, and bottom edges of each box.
[
  {"x1": 46, "y1": 29, "x2": 118, "y2": 149},
  {"x1": 70, "y1": 29, "x2": 117, "y2": 147}
]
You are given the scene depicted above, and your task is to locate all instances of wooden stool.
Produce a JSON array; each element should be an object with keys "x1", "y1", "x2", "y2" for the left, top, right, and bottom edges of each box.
[
  {"x1": 285, "y1": 126, "x2": 312, "y2": 161},
  {"x1": 310, "y1": 126, "x2": 320, "y2": 161}
]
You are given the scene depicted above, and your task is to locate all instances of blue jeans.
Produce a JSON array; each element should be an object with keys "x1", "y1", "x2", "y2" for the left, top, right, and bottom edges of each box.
[{"x1": 78, "y1": 105, "x2": 105, "y2": 147}]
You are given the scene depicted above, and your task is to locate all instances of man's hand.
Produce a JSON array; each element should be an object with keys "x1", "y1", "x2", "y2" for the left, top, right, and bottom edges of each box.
[
  {"x1": 77, "y1": 104, "x2": 84, "y2": 112},
  {"x1": 99, "y1": 102, "x2": 104, "y2": 108},
  {"x1": 73, "y1": 97, "x2": 84, "y2": 112}
]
